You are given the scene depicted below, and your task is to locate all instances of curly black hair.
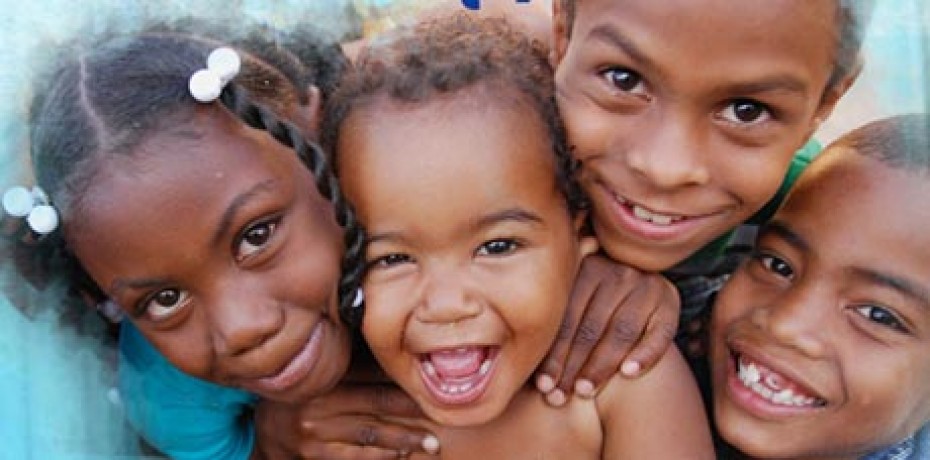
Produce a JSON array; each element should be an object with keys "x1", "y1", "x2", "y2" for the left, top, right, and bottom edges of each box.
[{"x1": 321, "y1": 13, "x2": 586, "y2": 326}]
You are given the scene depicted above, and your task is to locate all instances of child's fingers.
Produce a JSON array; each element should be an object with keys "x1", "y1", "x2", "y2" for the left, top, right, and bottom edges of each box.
[
  {"x1": 552, "y1": 281, "x2": 638, "y2": 393},
  {"x1": 608, "y1": 275, "x2": 679, "y2": 377},
  {"x1": 535, "y1": 262, "x2": 601, "y2": 395},
  {"x1": 561, "y1": 286, "x2": 654, "y2": 394},
  {"x1": 298, "y1": 416, "x2": 439, "y2": 458}
]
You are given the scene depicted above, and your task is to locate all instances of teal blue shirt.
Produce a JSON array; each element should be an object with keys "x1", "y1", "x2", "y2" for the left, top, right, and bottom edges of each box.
[{"x1": 119, "y1": 322, "x2": 257, "y2": 460}]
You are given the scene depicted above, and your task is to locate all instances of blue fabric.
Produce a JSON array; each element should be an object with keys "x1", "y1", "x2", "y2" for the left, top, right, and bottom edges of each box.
[
  {"x1": 119, "y1": 322, "x2": 258, "y2": 460},
  {"x1": 861, "y1": 424, "x2": 930, "y2": 460}
]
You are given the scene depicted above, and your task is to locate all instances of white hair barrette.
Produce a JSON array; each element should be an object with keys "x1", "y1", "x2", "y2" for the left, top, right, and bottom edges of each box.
[
  {"x1": 2, "y1": 185, "x2": 59, "y2": 235},
  {"x1": 352, "y1": 288, "x2": 365, "y2": 308},
  {"x1": 189, "y1": 47, "x2": 241, "y2": 103}
]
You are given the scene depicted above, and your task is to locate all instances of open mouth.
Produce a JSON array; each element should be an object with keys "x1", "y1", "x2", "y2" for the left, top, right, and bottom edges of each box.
[
  {"x1": 734, "y1": 353, "x2": 826, "y2": 409},
  {"x1": 419, "y1": 346, "x2": 499, "y2": 405}
]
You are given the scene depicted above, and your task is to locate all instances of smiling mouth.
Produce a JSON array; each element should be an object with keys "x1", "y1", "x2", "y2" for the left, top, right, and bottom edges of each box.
[
  {"x1": 419, "y1": 346, "x2": 498, "y2": 405},
  {"x1": 248, "y1": 322, "x2": 324, "y2": 394},
  {"x1": 734, "y1": 353, "x2": 826, "y2": 408},
  {"x1": 614, "y1": 194, "x2": 686, "y2": 226}
]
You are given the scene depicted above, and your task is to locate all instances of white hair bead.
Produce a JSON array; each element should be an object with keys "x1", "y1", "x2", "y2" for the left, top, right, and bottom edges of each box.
[
  {"x1": 2, "y1": 186, "x2": 33, "y2": 217},
  {"x1": 189, "y1": 69, "x2": 223, "y2": 103},
  {"x1": 352, "y1": 288, "x2": 365, "y2": 308},
  {"x1": 189, "y1": 47, "x2": 241, "y2": 103},
  {"x1": 207, "y1": 47, "x2": 241, "y2": 84},
  {"x1": 27, "y1": 204, "x2": 59, "y2": 235}
]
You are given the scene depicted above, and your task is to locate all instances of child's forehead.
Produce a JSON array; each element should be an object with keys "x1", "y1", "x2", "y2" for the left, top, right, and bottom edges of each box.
[
  {"x1": 571, "y1": 0, "x2": 838, "y2": 46},
  {"x1": 777, "y1": 149, "x2": 930, "y2": 263}
]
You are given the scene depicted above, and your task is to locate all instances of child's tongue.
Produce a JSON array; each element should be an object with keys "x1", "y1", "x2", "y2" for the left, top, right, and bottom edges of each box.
[{"x1": 428, "y1": 347, "x2": 484, "y2": 378}]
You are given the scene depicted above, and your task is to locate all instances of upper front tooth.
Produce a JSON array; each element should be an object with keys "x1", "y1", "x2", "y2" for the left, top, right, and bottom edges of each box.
[
  {"x1": 651, "y1": 214, "x2": 672, "y2": 225},
  {"x1": 745, "y1": 363, "x2": 761, "y2": 384},
  {"x1": 633, "y1": 205, "x2": 652, "y2": 220}
]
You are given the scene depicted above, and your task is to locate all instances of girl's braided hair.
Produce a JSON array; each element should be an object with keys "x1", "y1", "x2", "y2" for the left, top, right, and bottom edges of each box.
[
  {"x1": 17, "y1": 23, "x2": 364, "y2": 325},
  {"x1": 321, "y1": 13, "x2": 586, "y2": 325}
]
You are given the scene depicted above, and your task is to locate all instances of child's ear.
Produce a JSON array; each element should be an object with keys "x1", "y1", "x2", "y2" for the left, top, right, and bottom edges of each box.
[
  {"x1": 293, "y1": 84, "x2": 323, "y2": 137},
  {"x1": 550, "y1": 0, "x2": 570, "y2": 68},
  {"x1": 812, "y1": 58, "x2": 863, "y2": 129}
]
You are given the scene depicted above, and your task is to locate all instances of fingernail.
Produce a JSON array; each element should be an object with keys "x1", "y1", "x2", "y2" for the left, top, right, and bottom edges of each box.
[
  {"x1": 545, "y1": 389, "x2": 567, "y2": 407},
  {"x1": 621, "y1": 361, "x2": 641, "y2": 377},
  {"x1": 536, "y1": 374, "x2": 556, "y2": 393},
  {"x1": 422, "y1": 434, "x2": 440, "y2": 454},
  {"x1": 574, "y1": 379, "x2": 595, "y2": 398}
]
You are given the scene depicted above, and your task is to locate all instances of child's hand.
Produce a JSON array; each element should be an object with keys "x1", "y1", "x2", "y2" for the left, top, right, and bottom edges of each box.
[
  {"x1": 253, "y1": 384, "x2": 440, "y2": 459},
  {"x1": 535, "y1": 254, "x2": 680, "y2": 405}
]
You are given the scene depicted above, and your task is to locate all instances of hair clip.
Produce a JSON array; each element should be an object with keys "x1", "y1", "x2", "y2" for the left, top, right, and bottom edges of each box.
[
  {"x1": 189, "y1": 47, "x2": 241, "y2": 103},
  {"x1": 96, "y1": 299, "x2": 125, "y2": 324},
  {"x1": 352, "y1": 288, "x2": 365, "y2": 308},
  {"x1": 2, "y1": 185, "x2": 59, "y2": 235}
]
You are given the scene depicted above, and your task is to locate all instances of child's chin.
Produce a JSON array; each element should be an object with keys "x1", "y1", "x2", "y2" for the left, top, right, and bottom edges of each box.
[{"x1": 420, "y1": 401, "x2": 506, "y2": 428}]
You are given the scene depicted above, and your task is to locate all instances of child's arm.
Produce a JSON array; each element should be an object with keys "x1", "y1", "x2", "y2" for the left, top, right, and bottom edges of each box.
[
  {"x1": 253, "y1": 384, "x2": 439, "y2": 459},
  {"x1": 597, "y1": 346, "x2": 715, "y2": 459},
  {"x1": 536, "y1": 253, "x2": 680, "y2": 404}
]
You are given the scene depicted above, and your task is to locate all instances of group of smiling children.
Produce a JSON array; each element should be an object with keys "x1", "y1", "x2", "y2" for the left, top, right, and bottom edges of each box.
[{"x1": 5, "y1": 0, "x2": 930, "y2": 459}]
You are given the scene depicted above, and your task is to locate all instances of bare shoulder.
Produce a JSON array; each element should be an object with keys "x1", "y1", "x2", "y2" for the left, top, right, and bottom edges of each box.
[{"x1": 596, "y1": 347, "x2": 715, "y2": 459}]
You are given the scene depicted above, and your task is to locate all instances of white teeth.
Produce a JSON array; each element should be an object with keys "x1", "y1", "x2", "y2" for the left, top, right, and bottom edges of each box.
[
  {"x1": 736, "y1": 356, "x2": 820, "y2": 408},
  {"x1": 651, "y1": 214, "x2": 673, "y2": 226},
  {"x1": 738, "y1": 360, "x2": 761, "y2": 384},
  {"x1": 633, "y1": 205, "x2": 652, "y2": 220},
  {"x1": 631, "y1": 204, "x2": 679, "y2": 226},
  {"x1": 479, "y1": 359, "x2": 492, "y2": 376},
  {"x1": 439, "y1": 381, "x2": 474, "y2": 395},
  {"x1": 423, "y1": 361, "x2": 437, "y2": 377}
]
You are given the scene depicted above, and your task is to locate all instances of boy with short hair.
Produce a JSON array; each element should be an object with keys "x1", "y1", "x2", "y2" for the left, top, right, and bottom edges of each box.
[
  {"x1": 709, "y1": 113, "x2": 930, "y2": 459},
  {"x1": 536, "y1": 0, "x2": 869, "y2": 396}
]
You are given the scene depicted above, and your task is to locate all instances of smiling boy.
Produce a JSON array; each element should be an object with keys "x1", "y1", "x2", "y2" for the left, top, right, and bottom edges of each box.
[{"x1": 710, "y1": 114, "x2": 930, "y2": 459}]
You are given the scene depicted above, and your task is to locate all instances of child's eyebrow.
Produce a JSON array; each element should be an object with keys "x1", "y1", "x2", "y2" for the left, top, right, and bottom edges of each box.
[
  {"x1": 475, "y1": 208, "x2": 544, "y2": 229},
  {"x1": 849, "y1": 267, "x2": 930, "y2": 309},
  {"x1": 110, "y1": 277, "x2": 172, "y2": 301},
  {"x1": 210, "y1": 178, "x2": 278, "y2": 247},
  {"x1": 759, "y1": 220, "x2": 810, "y2": 253},
  {"x1": 715, "y1": 75, "x2": 808, "y2": 98},
  {"x1": 585, "y1": 24, "x2": 654, "y2": 72},
  {"x1": 763, "y1": 221, "x2": 930, "y2": 308},
  {"x1": 367, "y1": 209, "x2": 544, "y2": 246}
]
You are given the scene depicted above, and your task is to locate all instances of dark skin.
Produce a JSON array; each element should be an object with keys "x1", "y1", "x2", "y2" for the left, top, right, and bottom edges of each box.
[{"x1": 253, "y1": 5, "x2": 682, "y2": 458}]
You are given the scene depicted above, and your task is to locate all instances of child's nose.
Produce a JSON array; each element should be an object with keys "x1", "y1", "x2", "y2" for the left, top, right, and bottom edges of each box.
[
  {"x1": 624, "y1": 114, "x2": 710, "y2": 190},
  {"x1": 208, "y1": 284, "x2": 284, "y2": 357},
  {"x1": 415, "y1": 268, "x2": 481, "y2": 325},
  {"x1": 751, "y1": 281, "x2": 831, "y2": 359}
]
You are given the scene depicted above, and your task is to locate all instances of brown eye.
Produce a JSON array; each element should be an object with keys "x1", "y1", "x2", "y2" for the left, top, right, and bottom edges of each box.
[
  {"x1": 757, "y1": 253, "x2": 794, "y2": 279},
  {"x1": 601, "y1": 67, "x2": 645, "y2": 94},
  {"x1": 721, "y1": 99, "x2": 771, "y2": 125},
  {"x1": 236, "y1": 218, "x2": 279, "y2": 261},
  {"x1": 476, "y1": 239, "x2": 519, "y2": 256},
  {"x1": 145, "y1": 288, "x2": 191, "y2": 321},
  {"x1": 854, "y1": 305, "x2": 908, "y2": 333}
]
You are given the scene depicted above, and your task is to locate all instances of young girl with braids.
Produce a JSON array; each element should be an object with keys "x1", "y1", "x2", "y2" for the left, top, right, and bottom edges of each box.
[
  {"x1": 3, "y1": 24, "x2": 443, "y2": 459},
  {"x1": 297, "y1": 14, "x2": 713, "y2": 458}
]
